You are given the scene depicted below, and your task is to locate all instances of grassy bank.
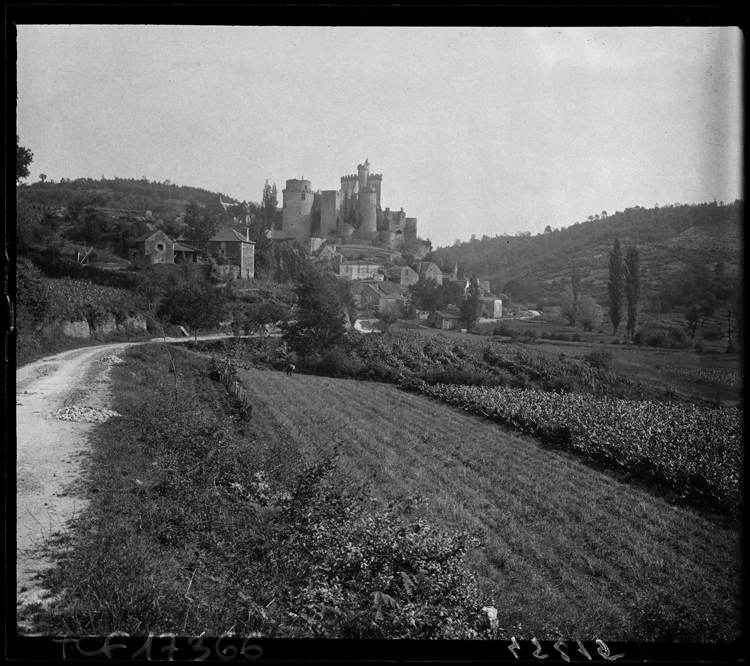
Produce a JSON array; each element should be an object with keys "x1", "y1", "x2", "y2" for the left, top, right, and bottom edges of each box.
[{"x1": 22, "y1": 344, "x2": 493, "y2": 639}]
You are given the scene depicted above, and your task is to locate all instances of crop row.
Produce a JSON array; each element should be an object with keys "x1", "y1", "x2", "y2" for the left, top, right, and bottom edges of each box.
[
  {"x1": 352, "y1": 331, "x2": 659, "y2": 401},
  {"x1": 659, "y1": 365, "x2": 742, "y2": 388},
  {"x1": 43, "y1": 276, "x2": 143, "y2": 322},
  {"x1": 407, "y1": 381, "x2": 743, "y2": 517}
]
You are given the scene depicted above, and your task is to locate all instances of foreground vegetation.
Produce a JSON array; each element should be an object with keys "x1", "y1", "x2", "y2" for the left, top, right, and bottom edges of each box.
[
  {"x1": 25, "y1": 345, "x2": 494, "y2": 639},
  {"x1": 25, "y1": 345, "x2": 741, "y2": 641}
]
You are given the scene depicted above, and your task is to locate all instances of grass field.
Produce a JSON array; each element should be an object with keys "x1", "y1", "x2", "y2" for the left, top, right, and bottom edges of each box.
[{"x1": 238, "y1": 367, "x2": 742, "y2": 641}]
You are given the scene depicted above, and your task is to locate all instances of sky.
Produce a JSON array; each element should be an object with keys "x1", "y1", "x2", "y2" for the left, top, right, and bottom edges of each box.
[{"x1": 15, "y1": 26, "x2": 743, "y2": 248}]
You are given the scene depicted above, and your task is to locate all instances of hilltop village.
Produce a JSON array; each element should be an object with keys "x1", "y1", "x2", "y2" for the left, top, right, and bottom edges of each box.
[{"x1": 128, "y1": 158, "x2": 504, "y2": 327}]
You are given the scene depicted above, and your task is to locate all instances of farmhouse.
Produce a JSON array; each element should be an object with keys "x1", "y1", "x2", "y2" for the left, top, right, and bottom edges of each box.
[
  {"x1": 207, "y1": 228, "x2": 256, "y2": 280},
  {"x1": 415, "y1": 261, "x2": 444, "y2": 285},
  {"x1": 428, "y1": 310, "x2": 464, "y2": 330},
  {"x1": 382, "y1": 265, "x2": 419, "y2": 286},
  {"x1": 131, "y1": 229, "x2": 174, "y2": 267}
]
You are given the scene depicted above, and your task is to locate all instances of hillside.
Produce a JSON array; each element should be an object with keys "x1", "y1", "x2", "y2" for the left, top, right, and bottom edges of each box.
[
  {"x1": 17, "y1": 176, "x2": 248, "y2": 221},
  {"x1": 429, "y1": 200, "x2": 743, "y2": 307}
]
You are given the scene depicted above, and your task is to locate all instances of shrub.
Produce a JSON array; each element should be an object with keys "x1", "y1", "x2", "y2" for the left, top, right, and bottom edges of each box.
[
  {"x1": 571, "y1": 334, "x2": 581, "y2": 342},
  {"x1": 583, "y1": 348, "x2": 614, "y2": 370}
]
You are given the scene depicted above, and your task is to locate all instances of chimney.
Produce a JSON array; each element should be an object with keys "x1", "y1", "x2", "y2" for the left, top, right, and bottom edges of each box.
[{"x1": 246, "y1": 228, "x2": 250, "y2": 242}]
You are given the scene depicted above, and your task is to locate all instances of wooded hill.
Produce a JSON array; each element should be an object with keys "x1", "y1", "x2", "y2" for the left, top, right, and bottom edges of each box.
[
  {"x1": 17, "y1": 176, "x2": 246, "y2": 220},
  {"x1": 429, "y1": 200, "x2": 743, "y2": 309}
]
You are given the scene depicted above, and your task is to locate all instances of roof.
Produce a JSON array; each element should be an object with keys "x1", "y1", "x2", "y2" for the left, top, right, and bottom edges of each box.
[
  {"x1": 435, "y1": 310, "x2": 463, "y2": 319},
  {"x1": 173, "y1": 241, "x2": 201, "y2": 253},
  {"x1": 341, "y1": 260, "x2": 382, "y2": 267},
  {"x1": 133, "y1": 229, "x2": 164, "y2": 242},
  {"x1": 374, "y1": 281, "x2": 405, "y2": 296},
  {"x1": 209, "y1": 228, "x2": 255, "y2": 243}
]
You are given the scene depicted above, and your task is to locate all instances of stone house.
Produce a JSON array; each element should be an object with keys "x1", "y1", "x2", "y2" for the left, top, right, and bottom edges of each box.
[
  {"x1": 334, "y1": 256, "x2": 384, "y2": 281},
  {"x1": 382, "y1": 265, "x2": 419, "y2": 286},
  {"x1": 131, "y1": 229, "x2": 174, "y2": 267},
  {"x1": 207, "y1": 228, "x2": 256, "y2": 280},
  {"x1": 428, "y1": 309, "x2": 464, "y2": 330},
  {"x1": 415, "y1": 261, "x2": 444, "y2": 285},
  {"x1": 480, "y1": 297, "x2": 503, "y2": 319}
]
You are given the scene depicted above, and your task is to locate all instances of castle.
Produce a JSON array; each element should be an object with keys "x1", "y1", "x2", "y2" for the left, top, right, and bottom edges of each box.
[{"x1": 269, "y1": 158, "x2": 418, "y2": 251}]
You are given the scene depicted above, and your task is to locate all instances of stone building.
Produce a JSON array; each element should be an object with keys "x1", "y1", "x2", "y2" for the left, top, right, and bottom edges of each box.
[
  {"x1": 207, "y1": 228, "x2": 256, "y2": 280},
  {"x1": 131, "y1": 229, "x2": 174, "y2": 267},
  {"x1": 415, "y1": 261, "x2": 444, "y2": 285},
  {"x1": 382, "y1": 265, "x2": 419, "y2": 286}
]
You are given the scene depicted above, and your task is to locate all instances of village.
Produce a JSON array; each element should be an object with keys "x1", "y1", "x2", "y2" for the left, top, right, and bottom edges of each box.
[{"x1": 127, "y1": 159, "x2": 507, "y2": 331}]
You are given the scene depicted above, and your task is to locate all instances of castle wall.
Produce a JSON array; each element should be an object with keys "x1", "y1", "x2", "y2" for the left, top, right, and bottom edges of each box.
[
  {"x1": 321, "y1": 190, "x2": 344, "y2": 236},
  {"x1": 282, "y1": 179, "x2": 314, "y2": 238}
]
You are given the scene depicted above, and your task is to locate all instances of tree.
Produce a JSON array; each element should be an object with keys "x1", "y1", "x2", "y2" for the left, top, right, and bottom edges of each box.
[
  {"x1": 184, "y1": 201, "x2": 220, "y2": 254},
  {"x1": 460, "y1": 276, "x2": 482, "y2": 330},
  {"x1": 408, "y1": 277, "x2": 444, "y2": 313},
  {"x1": 577, "y1": 294, "x2": 603, "y2": 332},
  {"x1": 261, "y1": 180, "x2": 278, "y2": 230},
  {"x1": 16, "y1": 136, "x2": 33, "y2": 183},
  {"x1": 283, "y1": 265, "x2": 351, "y2": 356},
  {"x1": 624, "y1": 245, "x2": 641, "y2": 339},
  {"x1": 159, "y1": 280, "x2": 227, "y2": 344},
  {"x1": 378, "y1": 303, "x2": 402, "y2": 331},
  {"x1": 608, "y1": 239, "x2": 624, "y2": 335}
]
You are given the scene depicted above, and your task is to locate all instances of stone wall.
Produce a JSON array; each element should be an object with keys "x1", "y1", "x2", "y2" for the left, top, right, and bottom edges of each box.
[{"x1": 62, "y1": 315, "x2": 148, "y2": 338}]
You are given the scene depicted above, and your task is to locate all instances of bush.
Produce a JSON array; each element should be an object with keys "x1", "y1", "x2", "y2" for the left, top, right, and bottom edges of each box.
[
  {"x1": 493, "y1": 323, "x2": 515, "y2": 337},
  {"x1": 571, "y1": 334, "x2": 581, "y2": 342},
  {"x1": 583, "y1": 348, "x2": 614, "y2": 371}
]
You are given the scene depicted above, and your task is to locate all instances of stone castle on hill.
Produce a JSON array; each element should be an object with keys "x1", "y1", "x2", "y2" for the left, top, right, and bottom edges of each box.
[{"x1": 268, "y1": 158, "x2": 420, "y2": 251}]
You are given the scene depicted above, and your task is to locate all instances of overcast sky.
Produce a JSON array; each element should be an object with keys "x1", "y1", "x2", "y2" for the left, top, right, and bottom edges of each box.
[{"x1": 16, "y1": 26, "x2": 742, "y2": 248}]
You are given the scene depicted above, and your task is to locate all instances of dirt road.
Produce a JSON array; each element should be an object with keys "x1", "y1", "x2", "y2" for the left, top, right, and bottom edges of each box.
[
  {"x1": 15, "y1": 343, "x2": 139, "y2": 627},
  {"x1": 14, "y1": 335, "x2": 230, "y2": 631}
]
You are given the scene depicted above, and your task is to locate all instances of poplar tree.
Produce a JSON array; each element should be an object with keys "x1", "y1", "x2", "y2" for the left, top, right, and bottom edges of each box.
[
  {"x1": 460, "y1": 276, "x2": 482, "y2": 330},
  {"x1": 608, "y1": 239, "x2": 624, "y2": 335},
  {"x1": 624, "y1": 245, "x2": 641, "y2": 339}
]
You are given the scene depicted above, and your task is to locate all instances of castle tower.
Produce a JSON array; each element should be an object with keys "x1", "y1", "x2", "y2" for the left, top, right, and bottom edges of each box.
[
  {"x1": 404, "y1": 217, "x2": 418, "y2": 241},
  {"x1": 357, "y1": 158, "x2": 370, "y2": 189},
  {"x1": 358, "y1": 186, "x2": 377, "y2": 234},
  {"x1": 368, "y1": 173, "x2": 382, "y2": 209},
  {"x1": 282, "y1": 179, "x2": 314, "y2": 238}
]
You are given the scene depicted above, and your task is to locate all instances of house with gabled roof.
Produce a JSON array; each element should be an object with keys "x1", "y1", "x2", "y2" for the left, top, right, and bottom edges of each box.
[
  {"x1": 207, "y1": 227, "x2": 256, "y2": 279},
  {"x1": 131, "y1": 229, "x2": 174, "y2": 267},
  {"x1": 427, "y1": 309, "x2": 464, "y2": 330},
  {"x1": 382, "y1": 265, "x2": 419, "y2": 286},
  {"x1": 415, "y1": 261, "x2": 444, "y2": 285}
]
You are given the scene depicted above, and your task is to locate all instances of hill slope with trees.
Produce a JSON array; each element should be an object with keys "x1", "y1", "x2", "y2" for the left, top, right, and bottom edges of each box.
[{"x1": 429, "y1": 200, "x2": 743, "y2": 311}]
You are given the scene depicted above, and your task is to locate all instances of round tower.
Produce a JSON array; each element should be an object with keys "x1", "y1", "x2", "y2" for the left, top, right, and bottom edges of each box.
[
  {"x1": 282, "y1": 179, "x2": 314, "y2": 238},
  {"x1": 357, "y1": 158, "x2": 370, "y2": 189},
  {"x1": 358, "y1": 186, "x2": 377, "y2": 234}
]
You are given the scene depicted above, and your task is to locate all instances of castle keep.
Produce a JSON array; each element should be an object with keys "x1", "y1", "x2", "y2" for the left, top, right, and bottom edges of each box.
[{"x1": 276, "y1": 159, "x2": 417, "y2": 250}]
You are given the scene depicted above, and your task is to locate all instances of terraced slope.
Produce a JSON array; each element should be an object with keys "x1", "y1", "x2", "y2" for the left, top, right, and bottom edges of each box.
[{"x1": 240, "y1": 368, "x2": 742, "y2": 640}]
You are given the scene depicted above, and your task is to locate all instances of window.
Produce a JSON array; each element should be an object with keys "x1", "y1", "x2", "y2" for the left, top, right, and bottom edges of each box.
[
  {"x1": 156, "y1": 243, "x2": 164, "y2": 251},
  {"x1": 301, "y1": 193, "x2": 306, "y2": 200}
]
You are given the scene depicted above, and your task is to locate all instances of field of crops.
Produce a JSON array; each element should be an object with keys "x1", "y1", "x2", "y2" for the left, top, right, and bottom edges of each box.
[
  {"x1": 350, "y1": 330, "x2": 658, "y2": 400},
  {"x1": 43, "y1": 276, "x2": 142, "y2": 322},
  {"x1": 407, "y1": 381, "x2": 743, "y2": 517}
]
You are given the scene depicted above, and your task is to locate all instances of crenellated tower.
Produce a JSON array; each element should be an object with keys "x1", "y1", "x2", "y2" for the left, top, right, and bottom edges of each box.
[{"x1": 282, "y1": 179, "x2": 314, "y2": 239}]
